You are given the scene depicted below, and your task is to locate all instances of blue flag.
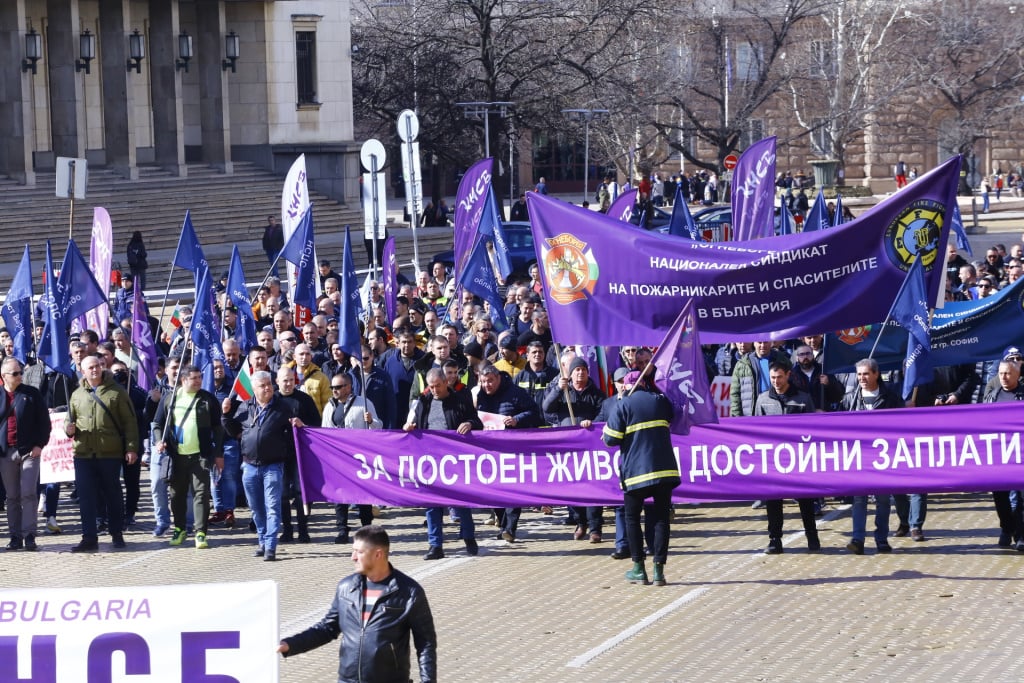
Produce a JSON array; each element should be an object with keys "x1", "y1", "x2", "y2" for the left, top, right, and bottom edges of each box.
[
  {"x1": 778, "y1": 195, "x2": 793, "y2": 235},
  {"x1": 37, "y1": 242, "x2": 72, "y2": 376},
  {"x1": 340, "y1": 227, "x2": 364, "y2": 361},
  {"x1": 226, "y1": 246, "x2": 257, "y2": 353},
  {"x1": 803, "y1": 189, "x2": 829, "y2": 232},
  {"x1": 832, "y1": 195, "x2": 845, "y2": 227},
  {"x1": 191, "y1": 265, "x2": 226, "y2": 363},
  {"x1": 650, "y1": 300, "x2": 718, "y2": 434},
  {"x1": 279, "y1": 206, "x2": 317, "y2": 312},
  {"x1": 478, "y1": 186, "x2": 513, "y2": 280},
  {"x1": 668, "y1": 184, "x2": 699, "y2": 240},
  {"x1": 457, "y1": 236, "x2": 508, "y2": 330},
  {"x1": 2, "y1": 246, "x2": 33, "y2": 363},
  {"x1": 888, "y1": 254, "x2": 931, "y2": 399},
  {"x1": 59, "y1": 239, "x2": 108, "y2": 323},
  {"x1": 173, "y1": 211, "x2": 208, "y2": 280},
  {"x1": 950, "y1": 204, "x2": 973, "y2": 257}
]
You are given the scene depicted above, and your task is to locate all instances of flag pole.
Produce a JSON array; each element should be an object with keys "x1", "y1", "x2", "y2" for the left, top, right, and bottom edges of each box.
[
  {"x1": 551, "y1": 342, "x2": 577, "y2": 425},
  {"x1": 250, "y1": 252, "x2": 287, "y2": 308},
  {"x1": 868, "y1": 255, "x2": 922, "y2": 360}
]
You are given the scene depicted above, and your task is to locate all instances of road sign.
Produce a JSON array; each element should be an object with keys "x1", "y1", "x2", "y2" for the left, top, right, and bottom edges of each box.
[
  {"x1": 360, "y1": 139, "x2": 386, "y2": 171},
  {"x1": 723, "y1": 154, "x2": 739, "y2": 171},
  {"x1": 397, "y1": 109, "x2": 419, "y2": 143},
  {"x1": 55, "y1": 157, "x2": 88, "y2": 199}
]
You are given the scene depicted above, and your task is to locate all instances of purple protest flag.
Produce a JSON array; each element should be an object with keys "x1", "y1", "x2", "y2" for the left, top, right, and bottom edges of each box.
[
  {"x1": 340, "y1": 227, "x2": 364, "y2": 362},
  {"x1": 37, "y1": 241, "x2": 72, "y2": 377},
  {"x1": 650, "y1": 300, "x2": 718, "y2": 434},
  {"x1": 803, "y1": 188, "x2": 829, "y2": 232},
  {"x1": 731, "y1": 137, "x2": 777, "y2": 241},
  {"x1": 525, "y1": 155, "x2": 962, "y2": 346},
  {"x1": 278, "y1": 205, "x2": 317, "y2": 312},
  {"x1": 453, "y1": 158, "x2": 494, "y2": 281},
  {"x1": 457, "y1": 235, "x2": 508, "y2": 329},
  {"x1": 226, "y1": 245, "x2": 257, "y2": 353},
  {"x1": 886, "y1": 253, "x2": 931, "y2": 399},
  {"x1": 172, "y1": 210, "x2": 208, "y2": 278},
  {"x1": 668, "y1": 185, "x2": 698, "y2": 239},
  {"x1": 2, "y1": 246, "x2": 33, "y2": 363},
  {"x1": 381, "y1": 236, "x2": 398, "y2": 326},
  {"x1": 294, "y1": 401, "x2": 1024, "y2": 507},
  {"x1": 131, "y1": 280, "x2": 158, "y2": 390},
  {"x1": 607, "y1": 188, "x2": 638, "y2": 223},
  {"x1": 83, "y1": 207, "x2": 113, "y2": 339}
]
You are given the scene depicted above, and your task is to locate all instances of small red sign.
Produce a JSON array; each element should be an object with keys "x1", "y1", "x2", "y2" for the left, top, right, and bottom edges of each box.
[{"x1": 723, "y1": 154, "x2": 739, "y2": 170}]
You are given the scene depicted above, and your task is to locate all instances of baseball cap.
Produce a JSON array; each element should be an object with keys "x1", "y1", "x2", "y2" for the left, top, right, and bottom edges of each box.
[
  {"x1": 499, "y1": 335, "x2": 518, "y2": 350},
  {"x1": 613, "y1": 367, "x2": 630, "y2": 382}
]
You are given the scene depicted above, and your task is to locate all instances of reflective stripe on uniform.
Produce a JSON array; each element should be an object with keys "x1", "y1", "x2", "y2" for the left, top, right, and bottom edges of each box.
[
  {"x1": 623, "y1": 419, "x2": 669, "y2": 435},
  {"x1": 624, "y1": 470, "x2": 680, "y2": 488},
  {"x1": 602, "y1": 424, "x2": 624, "y2": 439}
]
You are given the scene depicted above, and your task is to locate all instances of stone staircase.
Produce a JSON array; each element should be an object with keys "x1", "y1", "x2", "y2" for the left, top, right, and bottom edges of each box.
[{"x1": 0, "y1": 163, "x2": 454, "y2": 300}]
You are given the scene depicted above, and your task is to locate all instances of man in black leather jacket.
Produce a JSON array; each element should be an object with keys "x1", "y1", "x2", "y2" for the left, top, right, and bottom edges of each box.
[{"x1": 278, "y1": 525, "x2": 437, "y2": 683}]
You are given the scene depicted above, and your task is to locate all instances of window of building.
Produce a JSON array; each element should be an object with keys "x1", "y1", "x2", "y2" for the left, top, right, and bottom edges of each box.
[
  {"x1": 810, "y1": 41, "x2": 835, "y2": 79},
  {"x1": 734, "y1": 42, "x2": 762, "y2": 82},
  {"x1": 296, "y1": 30, "x2": 319, "y2": 106}
]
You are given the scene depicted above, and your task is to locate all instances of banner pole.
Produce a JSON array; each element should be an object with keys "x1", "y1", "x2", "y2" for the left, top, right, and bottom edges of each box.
[{"x1": 552, "y1": 342, "x2": 577, "y2": 425}]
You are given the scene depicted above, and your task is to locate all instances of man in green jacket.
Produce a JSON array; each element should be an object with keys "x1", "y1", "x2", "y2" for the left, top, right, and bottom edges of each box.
[{"x1": 65, "y1": 356, "x2": 140, "y2": 552}]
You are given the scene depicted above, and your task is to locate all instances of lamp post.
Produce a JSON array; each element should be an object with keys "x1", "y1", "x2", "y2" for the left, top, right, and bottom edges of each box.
[
  {"x1": 562, "y1": 108, "x2": 608, "y2": 203},
  {"x1": 456, "y1": 101, "x2": 515, "y2": 158}
]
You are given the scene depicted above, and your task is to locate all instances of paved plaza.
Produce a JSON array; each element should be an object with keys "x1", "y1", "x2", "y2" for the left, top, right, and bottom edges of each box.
[{"x1": 3, "y1": 472, "x2": 1023, "y2": 682}]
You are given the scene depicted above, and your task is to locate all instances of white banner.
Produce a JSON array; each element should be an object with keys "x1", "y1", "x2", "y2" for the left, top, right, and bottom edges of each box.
[
  {"x1": 281, "y1": 155, "x2": 310, "y2": 298},
  {"x1": 0, "y1": 581, "x2": 279, "y2": 682},
  {"x1": 40, "y1": 412, "x2": 74, "y2": 484}
]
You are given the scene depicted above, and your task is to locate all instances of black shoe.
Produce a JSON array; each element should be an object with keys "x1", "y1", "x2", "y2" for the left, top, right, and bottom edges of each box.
[
  {"x1": 610, "y1": 549, "x2": 630, "y2": 560},
  {"x1": 846, "y1": 540, "x2": 865, "y2": 555},
  {"x1": 998, "y1": 533, "x2": 1012, "y2": 547},
  {"x1": 765, "y1": 538, "x2": 784, "y2": 555},
  {"x1": 264, "y1": 551, "x2": 277, "y2": 562},
  {"x1": 253, "y1": 546, "x2": 265, "y2": 557},
  {"x1": 464, "y1": 538, "x2": 479, "y2": 556},
  {"x1": 279, "y1": 532, "x2": 294, "y2": 544},
  {"x1": 71, "y1": 539, "x2": 99, "y2": 553},
  {"x1": 807, "y1": 538, "x2": 821, "y2": 552},
  {"x1": 424, "y1": 546, "x2": 445, "y2": 561},
  {"x1": 248, "y1": 520, "x2": 256, "y2": 532},
  {"x1": 297, "y1": 533, "x2": 311, "y2": 544},
  {"x1": 893, "y1": 524, "x2": 909, "y2": 537},
  {"x1": 6, "y1": 537, "x2": 23, "y2": 551},
  {"x1": 334, "y1": 532, "x2": 351, "y2": 545},
  {"x1": 23, "y1": 536, "x2": 38, "y2": 551},
  {"x1": 111, "y1": 534, "x2": 126, "y2": 549},
  {"x1": 876, "y1": 543, "x2": 893, "y2": 553}
]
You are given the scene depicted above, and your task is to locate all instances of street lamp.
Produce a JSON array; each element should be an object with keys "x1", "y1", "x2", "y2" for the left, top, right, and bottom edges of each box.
[
  {"x1": 456, "y1": 101, "x2": 515, "y2": 158},
  {"x1": 562, "y1": 108, "x2": 608, "y2": 203}
]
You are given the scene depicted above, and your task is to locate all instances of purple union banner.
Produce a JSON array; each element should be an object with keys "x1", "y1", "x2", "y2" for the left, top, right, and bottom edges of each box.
[
  {"x1": 295, "y1": 402, "x2": 1024, "y2": 508},
  {"x1": 525, "y1": 156, "x2": 961, "y2": 346}
]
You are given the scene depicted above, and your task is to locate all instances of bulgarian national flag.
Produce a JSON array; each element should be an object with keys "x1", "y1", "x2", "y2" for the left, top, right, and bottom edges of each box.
[
  {"x1": 170, "y1": 305, "x2": 183, "y2": 329},
  {"x1": 232, "y1": 360, "x2": 254, "y2": 401}
]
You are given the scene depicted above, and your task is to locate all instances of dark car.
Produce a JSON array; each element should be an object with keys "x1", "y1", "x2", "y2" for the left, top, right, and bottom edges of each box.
[
  {"x1": 646, "y1": 205, "x2": 794, "y2": 240},
  {"x1": 431, "y1": 221, "x2": 539, "y2": 279}
]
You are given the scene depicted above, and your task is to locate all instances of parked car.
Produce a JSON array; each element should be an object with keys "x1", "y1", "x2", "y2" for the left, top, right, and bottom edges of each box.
[{"x1": 431, "y1": 221, "x2": 539, "y2": 280}]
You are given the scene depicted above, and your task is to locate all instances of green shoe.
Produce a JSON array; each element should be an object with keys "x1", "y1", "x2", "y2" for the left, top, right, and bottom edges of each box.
[
  {"x1": 652, "y1": 562, "x2": 666, "y2": 586},
  {"x1": 195, "y1": 532, "x2": 209, "y2": 550},
  {"x1": 625, "y1": 561, "x2": 650, "y2": 585},
  {"x1": 169, "y1": 528, "x2": 186, "y2": 546}
]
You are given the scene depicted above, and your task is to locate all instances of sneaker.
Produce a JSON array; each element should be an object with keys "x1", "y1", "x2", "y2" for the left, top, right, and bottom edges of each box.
[
  {"x1": 208, "y1": 511, "x2": 228, "y2": 525},
  {"x1": 751, "y1": 500, "x2": 765, "y2": 510},
  {"x1": 1016, "y1": 540, "x2": 1024, "y2": 552},
  {"x1": 610, "y1": 548, "x2": 630, "y2": 560},
  {"x1": 153, "y1": 524, "x2": 170, "y2": 538},
  {"x1": 46, "y1": 516, "x2": 62, "y2": 534},
  {"x1": 6, "y1": 537, "x2": 23, "y2": 551},
  {"x1": 846, "y1": 539, "x2": 865, "y2": 555},
  {"x1": 765, "y1": 538, "x2": 784, "y2": 555},
  {"x1": 195, "y1": 532, "x2": 209, "y2": 550},
  {"x1": 424, "y1": 545, "x2": 445, "y2": 561},
  {"x1": 910, "y1": 528, "x2": 925, "y2": 542},
  {"x1": 253, "y1": 546, "x2": 265, "y2": 557},
  {"x1": 169, "y1": 528, "x2": 187, "y2": 546},
  {"x1": 263, "y1": 550, "x2": 277, "y2": 562},
  {"x1": 893, "y1": 524, "x2": 910, "y2": 537},
  {"x1": 464, "y1": 538, "x2": 479, "y2": 556}
]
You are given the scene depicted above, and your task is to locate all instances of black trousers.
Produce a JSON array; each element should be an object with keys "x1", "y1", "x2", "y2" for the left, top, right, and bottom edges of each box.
[
  {"x1": 766, "y1": 498, "x2": 818, "y2": 543},
  {"x1": 624, "y1": 483, "x2": 674, "y2": 564}
]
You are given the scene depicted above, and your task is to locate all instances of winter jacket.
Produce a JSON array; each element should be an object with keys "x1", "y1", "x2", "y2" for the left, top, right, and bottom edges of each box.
[
  {"x1": 475, "y1": 372, "x2": 542, "y2": 428},
  {"x1": 66, "y1": 376, "x2": 141, "y2": 457},
  {"x1": 602, "y1": 389, "x2": 680, "y2": 492},
  {"x1": 152, "y1": 388, "x2": 223, "y2": 463},
  {"x1": 0, "y1": 383, "x2": 51, "y2": 454},
  {"x1": 409, "y1": 389, "x2": 482, "y2": 431}
]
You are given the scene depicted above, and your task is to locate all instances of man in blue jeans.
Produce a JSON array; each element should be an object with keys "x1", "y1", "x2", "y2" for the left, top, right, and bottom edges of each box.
[
  {"x1": 223, "y1": 370, "x2": 304, "y2": 562},
  {"x1": 404, "y1": 368, "x2": 481, "y2": 560},
  {"x1": 840, "y1": 358, "x2": 904, "y2": 554}
]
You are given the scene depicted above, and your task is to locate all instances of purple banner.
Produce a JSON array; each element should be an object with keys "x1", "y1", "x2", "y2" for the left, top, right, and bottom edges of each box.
[
  {"x1": 525, "y1": 156, "x2": 961, "y2": 345},
  {"x1": 453, "y1": 158, "x2": 494, "y2": 281},
  {"x1": 731, "y1": 136, "x2": 777, "y2": 241},
  {"x1": 296, "y1": 402, "x2": 1024, "y2": 507},
  {"x1": 607, "y1": 188, "x2": 638, "y2": 223},
  {"x1": 81, "y1": 207, "x2": 112, "y2": 339}
]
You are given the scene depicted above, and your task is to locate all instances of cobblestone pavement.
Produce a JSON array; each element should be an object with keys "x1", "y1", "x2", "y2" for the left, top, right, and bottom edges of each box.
[{"x1": 3, "y1": 475, "x2": 1023, "y2": 682}]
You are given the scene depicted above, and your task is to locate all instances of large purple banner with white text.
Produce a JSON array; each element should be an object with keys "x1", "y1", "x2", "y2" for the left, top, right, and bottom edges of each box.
[
  {"x1": 525, "y1": 156, "x2": 961, "y2": 345},
  {"x1": 295, "y1": 402, "x2": 1024, "y2": 507}
]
